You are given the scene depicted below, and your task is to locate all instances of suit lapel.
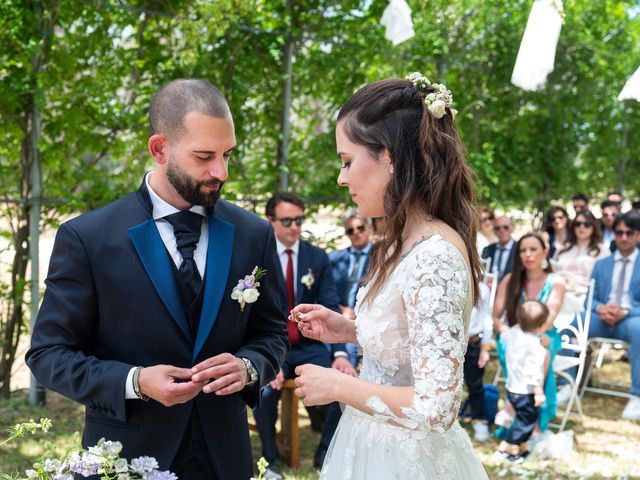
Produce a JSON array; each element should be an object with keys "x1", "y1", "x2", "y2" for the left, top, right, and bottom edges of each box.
[
  {"x1": 630, "y1": 254, "x2": 640, "y2": 293},
  {"x1": 128, "y1": 219, "x2": 191, "y2": 341},
  {"x1": 603, "y1": 256, "x2": 616, "y2": 300},
  {"x1": 275, "y1": 253, "x2": 288, "y2": 315},
  {"x1": 296, "y1": 242, "x2": 310, "y2": 304},
  {"x1": 193, "y1": 215, "x2": 235, "y2": 363}
]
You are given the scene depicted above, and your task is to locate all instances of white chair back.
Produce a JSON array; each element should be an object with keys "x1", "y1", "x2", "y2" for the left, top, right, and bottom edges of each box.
[{"x1": 552, "y1": 278, "x2": 595, "y2": 432}]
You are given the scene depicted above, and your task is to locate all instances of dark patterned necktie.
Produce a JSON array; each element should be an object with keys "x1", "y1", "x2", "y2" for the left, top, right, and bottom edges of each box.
[{"x1": 164, "y1": 211, "x2": 203, "y2": 303}]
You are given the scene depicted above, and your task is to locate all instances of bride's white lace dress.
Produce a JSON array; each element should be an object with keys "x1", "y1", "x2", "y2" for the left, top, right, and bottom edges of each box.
[{"x1": 321, "y1": 235, "x2": 488, "y2": 479}]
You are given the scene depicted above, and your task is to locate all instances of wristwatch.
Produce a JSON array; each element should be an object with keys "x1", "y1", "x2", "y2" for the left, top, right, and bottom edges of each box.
[
  {"x1": 240, "y1": 357, "x2": 258, "y2": 385},
  {"x1": 132, "y1": 366, "x2": 149, "y2": 401}
]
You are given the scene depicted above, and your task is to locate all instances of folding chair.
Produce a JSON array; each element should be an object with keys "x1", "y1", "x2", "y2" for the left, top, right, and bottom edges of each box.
[
  {"x1": 580, "y1": 337, "x2": 633, "y2": 400},
  {"x1": 552, "y1": 279, "x2": 595, "y2": 432}
]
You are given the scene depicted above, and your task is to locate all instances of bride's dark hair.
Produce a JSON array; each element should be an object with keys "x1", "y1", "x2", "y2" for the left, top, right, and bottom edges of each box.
[{"x1": 337, "y1": 77, "x2": 481, "y2": 304}]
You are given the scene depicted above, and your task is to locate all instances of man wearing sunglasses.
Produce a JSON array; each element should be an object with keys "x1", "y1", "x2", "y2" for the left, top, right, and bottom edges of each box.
[
  {"x1": 329, "y1": 211, "x2": 373, "y2": 367},
  {"x1": 600, "y1": 200, "x2": 621, "y2": 247},
  {"x1": 482, "y1": 215, "x2": 516, "y2": 282},
  {"x1": 589, "y1": 211, "x2": 640, "y2": 421},
  {"x1": 255, "y1": 192, "x2": 356, "y2": 478}
]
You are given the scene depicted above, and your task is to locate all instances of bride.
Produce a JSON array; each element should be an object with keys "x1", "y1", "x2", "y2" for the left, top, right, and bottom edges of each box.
[{"x1": 290, "y1": 73, "x2": 489, "y2": 479}]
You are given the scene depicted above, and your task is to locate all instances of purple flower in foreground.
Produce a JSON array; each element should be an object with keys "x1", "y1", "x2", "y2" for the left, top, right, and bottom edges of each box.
[
  {"x1": 142, "y1": 471, "x2": 178, "y2": 480},
  {"x1": 130, "y1": 456, "x2": 159, "y2": 473}
]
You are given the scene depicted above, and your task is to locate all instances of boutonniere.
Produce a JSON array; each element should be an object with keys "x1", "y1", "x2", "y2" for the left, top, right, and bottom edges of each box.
[
  {"x1": 231, "y1": 266, "x2": 267, "y2": 312},
  {"x1": 301, "y1": 268, "x2": 315, "y2": 290}
]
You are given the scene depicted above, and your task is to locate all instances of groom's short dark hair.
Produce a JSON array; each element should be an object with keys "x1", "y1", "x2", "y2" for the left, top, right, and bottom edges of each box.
[
  {"x1": 149, "y1": 79, "x2": 230, "y2": 142},
  {"x1": 265, "y1": 192, "x2": 305, "y2": 218}
]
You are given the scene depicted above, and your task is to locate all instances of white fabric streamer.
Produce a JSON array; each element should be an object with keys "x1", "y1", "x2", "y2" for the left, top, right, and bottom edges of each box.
[
  {"x1": 511, "y1": 0, "x2": 563, "y2": 91},
  {"x1": 618, "y1": 66, "x2": 640, "y2": 102},
  {"x1": 380, "y1": 0, "x2": 415, "y2": 46}
]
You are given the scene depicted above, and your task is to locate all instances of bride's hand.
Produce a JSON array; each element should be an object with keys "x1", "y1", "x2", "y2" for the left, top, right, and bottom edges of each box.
[
  {"x1": 289, "y1": 304, "x2": 356, "y2": 344},
  {"x1": 294, "y1": 363, "x2": 344, "y2": 406}
]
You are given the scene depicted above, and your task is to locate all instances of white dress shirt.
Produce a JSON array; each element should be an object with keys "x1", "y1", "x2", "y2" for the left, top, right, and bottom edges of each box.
[
  {"x1": 276, "y1": 239, "x2": 299, "y2": 297},
  {"x1": 607, "y1": 249, "x2": 639, "y2": 310},
  {"x1": 125, "y1": 173, "x2": 210, "y2": 399},
  {"x1": 468, "y1": 282, "x2": 493, "y2": 346}
]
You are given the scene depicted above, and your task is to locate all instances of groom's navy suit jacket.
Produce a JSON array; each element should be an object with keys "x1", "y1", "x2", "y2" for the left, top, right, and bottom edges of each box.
[{"x1": 26, "y1": 182, "x2": 288, "y2": 479}]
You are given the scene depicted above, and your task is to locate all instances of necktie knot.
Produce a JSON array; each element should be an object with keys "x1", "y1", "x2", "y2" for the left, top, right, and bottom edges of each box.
[{"x1": 165, "y1": 211, "x2": 203, "y2": 260}]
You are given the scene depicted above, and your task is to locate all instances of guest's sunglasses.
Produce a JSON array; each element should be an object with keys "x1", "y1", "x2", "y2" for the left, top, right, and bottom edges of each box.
[
  {"x1": 615, "y1": 229, "x2": 636, "y2": 238},
  {"x1": 346, "y1": 224, "x2": 366, "y2": 235},
  {"x1": 494, "y1": 225, "x2": 510, "y2": 231},
  {"x1": 574, "y1": 221, "x2": 593, "y2": 228},
  {"x1": 273, "y1": 216, "x2": 304, "y2": 227}
]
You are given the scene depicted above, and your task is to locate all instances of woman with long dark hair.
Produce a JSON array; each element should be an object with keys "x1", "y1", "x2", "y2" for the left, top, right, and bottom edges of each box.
[
  {"x1": 554, "y1": 210, "x2": 610, "y2": 300},
  {"x1": 544, "y1": 206, "x2": 570, "y2": 258},
  {"x1": 493, "y1": 233, "x2": 566, "y2": 434},
  {"x1": 289, "y1": 74, "x2": 488, "y2": 478}
]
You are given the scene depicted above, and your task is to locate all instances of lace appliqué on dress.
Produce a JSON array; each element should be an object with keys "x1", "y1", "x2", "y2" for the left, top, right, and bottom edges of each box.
[{"x1": 362, "y1": 239, "x2": 469, "y2": 433}]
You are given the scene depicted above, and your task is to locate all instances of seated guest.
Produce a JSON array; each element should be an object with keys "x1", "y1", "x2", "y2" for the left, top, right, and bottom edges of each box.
[
  {"x1": 493, "y1": 232, "x2": 566, "y2": 433},
  {"x1": 589, "y1": 211, "x2": 640, "y2": 421},
  {"x1": 571, "y1": 193, "x2": 589, "y2": 215},
  {"x1": 544, "y1": 206, "x2": 570, "y2": 259},
  {"x1": 482, "y1": 216, "x2": 516, "y2": 282},
  {"x1": 494, "y1": 301, "x2": 550, "y2": 464},
  {"x1": 463, "y1": 281, "x2": 493, "y2": 442},
  {"x1": 329, "y1": 211, "x2": 372, "y2": 367},
  {"x1": 254, "y1": 192, "x2": 356, "y2": 478},
  {"x1": 554, "y1": 210, "x2": 610, "y2": 302},
  {"x1": 477, "y1": 206, "x2": 497, "y2": 255},
  {"x1": 600, "y1": 200, "x2": 620, "y2": 247},
  {"x1": 607, "y1": 191, "x2": 624, "y2": 209}
]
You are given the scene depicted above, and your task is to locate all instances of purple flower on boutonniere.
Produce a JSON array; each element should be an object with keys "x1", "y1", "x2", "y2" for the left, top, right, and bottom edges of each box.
[{"x1": 231, "y1": 266, "x2": 267, "y2": 312}]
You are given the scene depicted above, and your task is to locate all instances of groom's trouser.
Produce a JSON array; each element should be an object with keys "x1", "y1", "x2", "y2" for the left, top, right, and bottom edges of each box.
[
  {"x1": 254, "y1": 342, "x2": 340, "y2": 465},
  {"x1": 171, "y1": 406, "x2": 218, "y2": 479}
]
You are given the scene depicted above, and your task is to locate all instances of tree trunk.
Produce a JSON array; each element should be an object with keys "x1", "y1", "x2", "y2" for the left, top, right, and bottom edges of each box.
[{"x1": 0, "y1": 222, "x2": 29, "y2": 398}]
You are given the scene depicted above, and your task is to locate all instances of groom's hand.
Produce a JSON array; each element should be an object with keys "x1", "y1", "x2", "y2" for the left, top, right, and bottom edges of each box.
[
  {"x1": 138, "y1": 365, "x2": 206, "y2": 407},
  {"x1": 191, "y1": 353, "x2": 247, "y2": 396}
]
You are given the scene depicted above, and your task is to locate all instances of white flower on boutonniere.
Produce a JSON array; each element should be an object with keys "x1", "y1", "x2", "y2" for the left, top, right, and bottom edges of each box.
[
  {"x1": 231, "y1": 266, "x2": 267, "y2": 312},
  {"x1": 301, "y1": 268, "x2": 315, "y2": 290}
]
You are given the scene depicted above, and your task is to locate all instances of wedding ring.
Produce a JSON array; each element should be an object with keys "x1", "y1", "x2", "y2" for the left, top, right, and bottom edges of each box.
[{"x1": 179, "y1": 400, "x2": 186, "y2": 404}]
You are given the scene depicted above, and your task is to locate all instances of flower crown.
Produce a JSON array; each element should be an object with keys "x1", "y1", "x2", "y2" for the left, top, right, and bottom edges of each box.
[{"x1": 405, "y1": 72, "x2": 454, "y2": 119}]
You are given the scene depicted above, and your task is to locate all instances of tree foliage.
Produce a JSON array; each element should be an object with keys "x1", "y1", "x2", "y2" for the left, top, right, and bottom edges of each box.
[{"x1": 0, "y1": 0, "x2": 639, "y2": 392}]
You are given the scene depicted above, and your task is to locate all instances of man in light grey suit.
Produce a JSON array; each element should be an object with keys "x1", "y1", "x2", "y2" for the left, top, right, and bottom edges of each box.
[{"x1": 589, "y1": 211, "x2": 640, "y2": 420}]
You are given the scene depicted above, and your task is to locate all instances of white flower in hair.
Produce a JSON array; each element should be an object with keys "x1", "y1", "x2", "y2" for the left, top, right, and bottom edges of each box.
[
  {"x1": 428, "y1": 100, "x2": 447, "y2": 119},
  {"x1": 405, "y1": 72, "x2": 454, "y2": 120}
]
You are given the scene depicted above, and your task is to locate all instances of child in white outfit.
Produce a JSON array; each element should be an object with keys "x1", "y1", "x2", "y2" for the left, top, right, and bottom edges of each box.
[{"x1": 495, "y1": 300, "x2": 549, "y2": 463}]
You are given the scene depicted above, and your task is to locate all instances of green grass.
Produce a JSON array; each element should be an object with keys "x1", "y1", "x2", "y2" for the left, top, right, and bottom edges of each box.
[{"x1": 2, "y1": 358, "x2": 640, "y2": 479}]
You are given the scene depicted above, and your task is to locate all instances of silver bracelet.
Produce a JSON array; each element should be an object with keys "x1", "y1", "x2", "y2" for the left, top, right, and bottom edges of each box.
[{"x1": 132, "y1": 366, "x2": 149, "y2": 401}]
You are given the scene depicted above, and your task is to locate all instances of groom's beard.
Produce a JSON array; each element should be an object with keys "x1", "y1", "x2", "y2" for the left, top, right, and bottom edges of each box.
[{"x1": 167, "y1": 156, "x2": 225, "y2": 209}]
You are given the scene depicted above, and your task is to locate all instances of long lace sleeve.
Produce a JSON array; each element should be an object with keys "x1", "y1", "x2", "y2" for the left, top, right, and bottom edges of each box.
[{"x1": 364, "y1": 242, "x2": 469, "y2": 432}]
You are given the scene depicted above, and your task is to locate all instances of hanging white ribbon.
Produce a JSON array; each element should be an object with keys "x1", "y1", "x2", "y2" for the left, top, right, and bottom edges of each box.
[
  {"x1": 511, "y1": 0, "x2": 563, "y2": 91},
  {"x1": 380, "y1": 0, "x2": 415, "y2": 46},
  {"x1": 618, "y1": 66, "x2": 640, "y2": 102}
]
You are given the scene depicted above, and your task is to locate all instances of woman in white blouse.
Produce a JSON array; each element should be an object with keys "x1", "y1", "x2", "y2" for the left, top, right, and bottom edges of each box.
[{"x1": 553, "y1": 210, "x2": 610, "y2": 300}]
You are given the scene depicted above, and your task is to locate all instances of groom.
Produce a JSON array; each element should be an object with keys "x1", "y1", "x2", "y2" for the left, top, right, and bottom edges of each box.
[{"x1": 26, "y1": 79, "x2": 288, "y2": 479}]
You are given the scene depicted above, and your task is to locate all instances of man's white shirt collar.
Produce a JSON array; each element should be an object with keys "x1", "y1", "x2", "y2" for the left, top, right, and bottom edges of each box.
[
  {"x1": 276, "y1": 238, "x2": 300, "y2": 256},
  {"x1": 145, "y1": 172, "x2": 207, "y2": 219},
  {"x1": 614, "y1": 248, "x2": 638, "y2": 264}
]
